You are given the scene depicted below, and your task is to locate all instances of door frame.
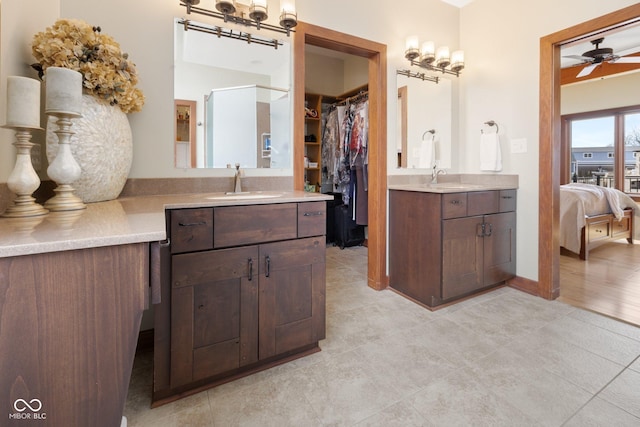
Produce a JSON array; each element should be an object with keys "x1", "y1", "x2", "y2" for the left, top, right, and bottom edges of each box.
[
  {"x1": 293, "y1": 22, "x2": 388, "y2": 290},
  {"x1": 538, "y1": 4, "x2": 640, "y2": 299}
]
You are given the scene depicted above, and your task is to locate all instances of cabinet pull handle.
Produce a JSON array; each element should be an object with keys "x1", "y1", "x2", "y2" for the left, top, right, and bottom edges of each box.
[
  {"x1": 265, "y1": 255, "x2": 271, "y2": 278},
  {"x1": 178, "y1": 221, "x2": 206, "y2": 227},
  {"x1": 248, "y1": 258, "x2": 253, "y2": 281},
  {"x1": 501, "y1": 196, "x2": 513, "y2": 199},
  {"x1": 303, "y1": 211, "x2": 324, "y2": 217},
  {"x1": 484, "y1": 223, "x2": 493, "y2": 236},
  {"x1": 450, "y1": 200, "x2": 462, "y2": 205}
]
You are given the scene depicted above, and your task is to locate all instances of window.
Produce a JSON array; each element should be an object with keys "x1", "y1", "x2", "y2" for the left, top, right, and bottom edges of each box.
[{"x1": 562, "y1": 106, "x2": 640, "y2": 193}]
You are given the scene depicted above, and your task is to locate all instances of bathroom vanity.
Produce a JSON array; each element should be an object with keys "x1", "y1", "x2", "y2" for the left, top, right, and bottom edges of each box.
[
  {"x1": 0, "y1": 190, "x2": 330, "y2": 424},
  {"x1": 152, "y1": 198, "x2": 328, "y2": 405},
  {"x1": 389, "y1": 180, "x2": 517, "y2": 308}
]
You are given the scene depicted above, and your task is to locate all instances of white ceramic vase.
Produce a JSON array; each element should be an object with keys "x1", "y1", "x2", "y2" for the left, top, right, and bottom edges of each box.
[{"x1": 46, "y1": 94, "x2": 133, "y2": 203}]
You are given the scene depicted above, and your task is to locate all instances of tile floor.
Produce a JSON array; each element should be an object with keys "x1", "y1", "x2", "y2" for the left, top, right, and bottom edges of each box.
[{"x1": 124, "y1": 245, "x2": 640, "y2": 426}]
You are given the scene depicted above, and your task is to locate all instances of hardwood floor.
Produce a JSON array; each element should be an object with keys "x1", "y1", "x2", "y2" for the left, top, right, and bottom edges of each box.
[{"x1": 559, "y1": 239, "x2": 640, "y2": 327}]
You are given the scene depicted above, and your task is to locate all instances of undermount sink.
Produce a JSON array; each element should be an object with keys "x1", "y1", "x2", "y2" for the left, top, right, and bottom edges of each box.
[{"x1": 204, "y1": 192, "x2": 283, "y2": 200}]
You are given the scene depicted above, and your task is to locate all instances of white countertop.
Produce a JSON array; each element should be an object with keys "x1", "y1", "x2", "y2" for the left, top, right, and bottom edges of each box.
[{"x1": 0, "y1": 191, "x2": 332, "y2": 258}]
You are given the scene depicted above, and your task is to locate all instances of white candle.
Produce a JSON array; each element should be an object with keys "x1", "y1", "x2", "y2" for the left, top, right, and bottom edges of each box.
[
  {"x1": 5, "y1": 76, "x2": 41, "y2": 129},
  {"x1": 45, "y1": 67, "x2": 83, "y2": 115}
]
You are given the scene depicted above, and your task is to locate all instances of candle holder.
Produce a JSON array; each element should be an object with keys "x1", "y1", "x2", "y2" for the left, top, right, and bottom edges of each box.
[
  {"x1": 44, "y1": 113, "x2": 86, "y2": 212},
  {"x1": 1, "y1": 126, "x2": 49, "y2": 218}
]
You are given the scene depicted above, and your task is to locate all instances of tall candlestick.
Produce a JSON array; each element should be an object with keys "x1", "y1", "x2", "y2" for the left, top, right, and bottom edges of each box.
[
  {"x1": 5, "y1": 76, "x2": 41, "y2": 129},
  {"x1": 45, "y1": 67, "x2": 83, "y2": 116}
]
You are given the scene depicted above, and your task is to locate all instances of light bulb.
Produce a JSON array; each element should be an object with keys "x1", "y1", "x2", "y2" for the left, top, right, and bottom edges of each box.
[{"x1": 451, "y1": 50, "x2": 465, "y2": 72}]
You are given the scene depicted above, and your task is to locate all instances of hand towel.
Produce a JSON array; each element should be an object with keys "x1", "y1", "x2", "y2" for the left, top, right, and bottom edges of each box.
[
  {"x1": 480, "y1": 133, "x2": 502, "y2": 171},
  {"x1": 418, "y1": 135, "x2": 436, "y2": 169}
]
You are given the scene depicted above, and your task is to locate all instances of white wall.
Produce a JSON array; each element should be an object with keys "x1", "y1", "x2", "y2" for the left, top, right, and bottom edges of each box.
[
  {"x1": 460, "y1": 0, "x2": 640, "y2": 281},
  {"x1": 561, "y1": 72, "x2": 640, "y2": 115}
]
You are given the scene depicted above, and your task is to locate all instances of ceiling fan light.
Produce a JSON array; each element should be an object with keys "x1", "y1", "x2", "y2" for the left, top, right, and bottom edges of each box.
[
  {"x1": 436, "y1": 46, "x2": 450, "y2": 68},
  {"x1": 215, "y1": 0, "x2": 236, "y2": 15}
]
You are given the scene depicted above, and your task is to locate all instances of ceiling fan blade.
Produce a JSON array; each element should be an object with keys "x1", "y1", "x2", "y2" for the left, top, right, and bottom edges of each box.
[
  {"x1": 614, "y1": 57, "x2": 640, "y2": 63},
  {"x1": 577, "y1": 63, "x2": 598, "y2": 78},
  {"x1": 563, "y1": 54, "x2": 593, "y2": 61}
]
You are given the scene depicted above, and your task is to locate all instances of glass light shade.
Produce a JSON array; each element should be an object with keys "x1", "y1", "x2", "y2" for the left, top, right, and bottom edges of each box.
[
  {"x1": 419, "y1": 41, "x2": 435, "y2": 65},
  {"x1": 451, "y1": 50, "x2": 465, "y2": 72},
  {"x1": 279, "y1": 0, "x2": 297, "y2": 30},
  {"x1": 250, "y1": 0, "x2": 268, "y2": 22},
  {"x1": 280, "y1": 0, "x2": 296, "y2": 14},
  {"x1": 436, "y1": 46, "x2": 450, "y2": 68},
  {"x1": 405, "y1": 36, "x2": 420, "y2": 61},
  {"x1": 215, "y1": 0, "x2": 236, "y2": 14}
]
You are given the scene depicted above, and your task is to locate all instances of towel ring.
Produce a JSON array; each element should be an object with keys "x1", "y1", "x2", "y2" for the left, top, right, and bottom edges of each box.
[
  {"x1": 481, "y1": 120, "x2": 499, "y2": 134},
  {"x1": 422, "y1": 129, "x2": 436, "y2": 139}
]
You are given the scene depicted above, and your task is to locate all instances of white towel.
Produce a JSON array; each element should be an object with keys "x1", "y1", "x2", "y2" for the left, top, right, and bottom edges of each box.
[
  {"x1": 418, "y1": 135, "x2": 436, "y2": 169},
  {"x1": 480, "y1": 133, "x2": 502, "y2": 171}
]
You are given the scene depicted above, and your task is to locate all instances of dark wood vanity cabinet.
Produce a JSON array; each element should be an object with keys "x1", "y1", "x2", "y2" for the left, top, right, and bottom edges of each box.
[
  {"x1": 390, "y1": 189, "x2": 516, "y2": 308},
  {"x1": 153, "y1": 201, "x2": 326, "y2": 405}
]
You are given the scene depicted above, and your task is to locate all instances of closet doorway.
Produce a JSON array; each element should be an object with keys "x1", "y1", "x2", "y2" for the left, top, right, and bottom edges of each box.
[{"x1": 293, "y1": 23, "x2": 388, "y2": 290}]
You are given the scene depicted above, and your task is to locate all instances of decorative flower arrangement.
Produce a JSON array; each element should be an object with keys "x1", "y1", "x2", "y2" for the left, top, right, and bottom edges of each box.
[{"x1": 31, "y1": 18, "x2": 145, "y2": 114}]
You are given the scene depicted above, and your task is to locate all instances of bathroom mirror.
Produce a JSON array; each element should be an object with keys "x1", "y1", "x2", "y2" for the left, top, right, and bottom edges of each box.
[
  {"x1": 396, "y1": 74, "x2": 452, "y2": 169},
  {"x1": 173, "y1": 18, "x2": 292, "y2": 169}
]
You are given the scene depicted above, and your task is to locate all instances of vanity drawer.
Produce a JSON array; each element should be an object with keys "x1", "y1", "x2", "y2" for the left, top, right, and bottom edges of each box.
[
  {"x1": 499, "y1": 190, "x2": 517, "y2": 212},
  {"x1": 170, "y1": 208, "x2": 214, "y2": 254},
  {"x1": 467, "y1": 191, "x2": 499, "y2": 216},
  {"x1": 214, "y1": 203, "x2": 297, "y2": 248},
  {"x1": 442, "y1": 193, "x2": 468, "y2": 219},
  {"x1": 298, "y1": 201, "x2": 326, "y2": 238}
]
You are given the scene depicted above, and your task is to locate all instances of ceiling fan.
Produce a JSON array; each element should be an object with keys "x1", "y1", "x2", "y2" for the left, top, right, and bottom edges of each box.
[{"x1": 564, "y1": 37, "x2": 640, "y2": 78}]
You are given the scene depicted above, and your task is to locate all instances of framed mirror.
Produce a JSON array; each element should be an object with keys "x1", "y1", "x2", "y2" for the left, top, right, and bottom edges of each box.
[
  {"x1": 396, "y1": 73, "x2": 452, "y2": 169},
  {"x1": 173, "y1": 18, "x2": 292, "y2": 169}
]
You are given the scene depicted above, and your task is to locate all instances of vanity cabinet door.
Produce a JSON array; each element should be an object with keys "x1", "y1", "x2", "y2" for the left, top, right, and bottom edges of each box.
[
  {"x1": 170, "y1": 245, "x2": 259, "y2": 388},
  {"x1": 483, "y1": 212, "x2": 516, "y2": 286},
  {"x1": 259, "y1": 236, "x2": 326, "y2": 360},
  {"x1": 441, "y1": 215, "x2": 484, "y2": 299}
]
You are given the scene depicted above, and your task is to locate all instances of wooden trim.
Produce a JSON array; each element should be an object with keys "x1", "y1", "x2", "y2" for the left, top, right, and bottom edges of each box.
[
  {"x1": 507, "y1": 276, "x2": 539, "y2": 297},
  {"x1": 539, "y1": 4, "x2": 640, "y2": 300},
  {"x1": 293, "y1": 22, "x2": 388, "y2": 291}
]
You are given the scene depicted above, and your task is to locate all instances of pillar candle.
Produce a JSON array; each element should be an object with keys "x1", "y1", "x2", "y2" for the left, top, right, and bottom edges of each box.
[
  {"x1": 5, "y1": 76, "x2": 41, "y2": 129},
  {"x1": 45, "y1": 67, "x2": 83, "y2": 115}
]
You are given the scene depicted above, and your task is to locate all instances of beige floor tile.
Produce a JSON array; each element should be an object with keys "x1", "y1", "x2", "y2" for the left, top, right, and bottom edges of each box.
[
  {"x1": 408, "y1": 367, "x2": 538, "y2": 427},
  {"x1": 538, "y1": 315, "x2": 640, "y2": 365},
  {"x1": 568, "y1": 309, "x2": 640, "y2": 342},
  {"x1": 564, "y1": 397, "x2": 640, "y2": 427},
  {"x1": 355, "y1": 401, "x2": 432, "y2": 427},
  {"x1": 630, "y1": 357, "x2": 640, "y2": 372},
  {"x1": 598, "y1": 369, "x2": 640, "y2": 418},
  {"x1": 506, "y1": 329, "x2": 625, "y2": 393},
  {"x1": 468, "y1": 347, "x2": 593, "y2": 425}
]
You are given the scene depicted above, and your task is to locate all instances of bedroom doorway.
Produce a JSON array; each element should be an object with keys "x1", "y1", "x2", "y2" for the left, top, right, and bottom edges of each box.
[{"x1": 539, "y1": 3, "x2": 640, "y2": 325}]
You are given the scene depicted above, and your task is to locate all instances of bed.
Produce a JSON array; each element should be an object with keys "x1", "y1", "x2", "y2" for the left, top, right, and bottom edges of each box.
[{"x1": 560, "y1": 183, "x2": 640, "y2": 260}]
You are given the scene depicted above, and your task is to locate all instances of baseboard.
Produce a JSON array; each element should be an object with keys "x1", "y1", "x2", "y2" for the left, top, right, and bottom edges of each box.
[{"x1": 507, "y1": 275, "x2": 539, "y2": 297}]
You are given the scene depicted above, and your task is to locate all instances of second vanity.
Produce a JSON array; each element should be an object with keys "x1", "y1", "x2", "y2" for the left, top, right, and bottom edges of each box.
[
  {"x1": 389, "y1": 176, "x2": 518, "y2": 309},
  {"x1": 0, "y1": 190, "x2": 330, "y2": 424}
]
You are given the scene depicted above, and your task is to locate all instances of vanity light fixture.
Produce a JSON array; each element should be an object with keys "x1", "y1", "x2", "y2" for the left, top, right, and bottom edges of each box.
[
  {"x1": 405, "y1": 36, "x2": 464, "y2": 77},
  {"x1": 180, "y1": 0, "x2": 298, "y2": 36},
  {"x1": 396, "y1": 69, "x2": 439, "y2": 84}
]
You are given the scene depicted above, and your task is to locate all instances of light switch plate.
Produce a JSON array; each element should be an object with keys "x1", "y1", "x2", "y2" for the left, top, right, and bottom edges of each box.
[{"x1": 510, "y1": 138, "x2": 527, "y2": 154}]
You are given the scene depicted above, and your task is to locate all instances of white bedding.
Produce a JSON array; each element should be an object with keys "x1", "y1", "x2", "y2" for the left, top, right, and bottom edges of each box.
[{"x1": 559, "y1": 183, "x2": 640, "y2": 254}]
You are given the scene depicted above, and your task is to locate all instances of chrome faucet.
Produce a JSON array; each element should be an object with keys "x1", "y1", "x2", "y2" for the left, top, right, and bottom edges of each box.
[
  {"x1": 233, "y1": 163, "x2": 242, "y2": 193},
  {"x1": 431, "y1": 165, "x2": 446, "y2": 184}
]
